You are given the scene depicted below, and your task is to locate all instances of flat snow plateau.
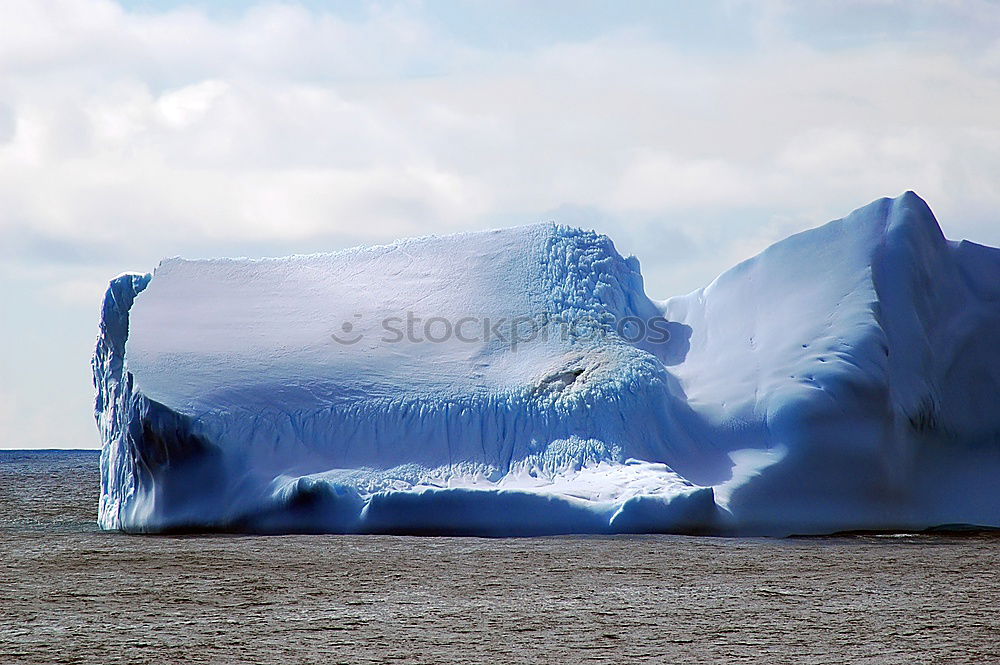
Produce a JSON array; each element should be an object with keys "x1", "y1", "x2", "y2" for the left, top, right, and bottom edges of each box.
[{"x1": 94, "y1": 192, "x2": 1000, "y2": 535}]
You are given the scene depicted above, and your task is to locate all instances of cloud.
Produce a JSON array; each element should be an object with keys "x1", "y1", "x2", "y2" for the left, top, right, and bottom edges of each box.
[
  {"x1": 1, "y1": 0, "x2": 998, "y2": 447},
  {"x1": 2, "y1": 3, "x2": 997, "y2": 269}
]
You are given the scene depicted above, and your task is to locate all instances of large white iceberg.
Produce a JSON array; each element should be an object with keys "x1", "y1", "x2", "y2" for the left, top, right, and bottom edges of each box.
[{"x1": 93, "y1": 192, "x2": 1000, "y2": 535}]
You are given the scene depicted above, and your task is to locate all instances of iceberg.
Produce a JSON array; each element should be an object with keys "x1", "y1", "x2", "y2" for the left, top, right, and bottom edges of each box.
[{"x1": 93, "y1": 192, "x2": 1000, "y2": 535}]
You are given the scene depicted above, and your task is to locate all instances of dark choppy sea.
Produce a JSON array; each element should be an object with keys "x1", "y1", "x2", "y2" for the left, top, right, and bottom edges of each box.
[{"x1": 1, "y1": 450, "x2": 998, "y2": 664}]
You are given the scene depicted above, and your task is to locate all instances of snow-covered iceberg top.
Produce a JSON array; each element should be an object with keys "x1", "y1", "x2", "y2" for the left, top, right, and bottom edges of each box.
[{"x1": 93, "y1": 192, "x2": 1000, "y2": 535}]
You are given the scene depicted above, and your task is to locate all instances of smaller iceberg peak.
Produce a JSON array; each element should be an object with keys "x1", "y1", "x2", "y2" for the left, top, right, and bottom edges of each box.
[{"x1": 839, "y1": 190, "x2": 945, "y2": 246}]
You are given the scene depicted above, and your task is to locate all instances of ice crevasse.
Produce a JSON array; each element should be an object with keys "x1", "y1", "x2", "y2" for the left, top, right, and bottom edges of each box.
[{"x1": 93, "y1": 192, "x2": 1000, "y2": 535}]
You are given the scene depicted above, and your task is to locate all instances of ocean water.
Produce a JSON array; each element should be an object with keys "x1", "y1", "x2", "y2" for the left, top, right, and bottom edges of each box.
[{"x1": 1, "y1": 451, "x2": 998, "y2": 664}]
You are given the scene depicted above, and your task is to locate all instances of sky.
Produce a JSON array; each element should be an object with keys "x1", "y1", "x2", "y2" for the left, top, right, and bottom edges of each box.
[{"x1": 1, "y1": 0, "x2": 999, "y2": 449}]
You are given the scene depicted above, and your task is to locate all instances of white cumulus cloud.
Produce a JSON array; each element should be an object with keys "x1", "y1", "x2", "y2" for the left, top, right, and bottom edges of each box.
[{"x1": 0, "y1": 0, "x2": 998, "y2": 447}]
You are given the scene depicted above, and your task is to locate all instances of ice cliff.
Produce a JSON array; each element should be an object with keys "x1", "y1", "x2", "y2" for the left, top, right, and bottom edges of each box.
[{"x1": 94, "y1": 192, "x2": 1000, "y2": 535}]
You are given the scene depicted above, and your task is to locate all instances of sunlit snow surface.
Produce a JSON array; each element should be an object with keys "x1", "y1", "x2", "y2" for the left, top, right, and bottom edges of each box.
[{"x1": 94, "y1": 192, "x2": 1000, "y2": 535}]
